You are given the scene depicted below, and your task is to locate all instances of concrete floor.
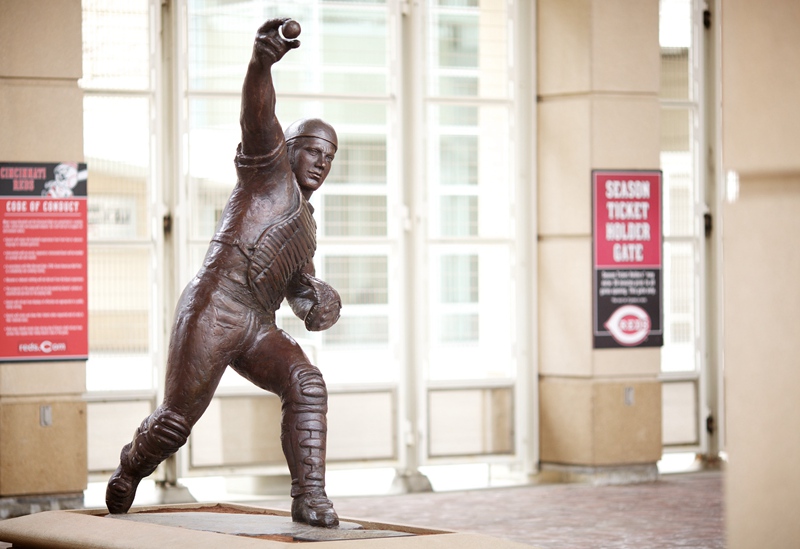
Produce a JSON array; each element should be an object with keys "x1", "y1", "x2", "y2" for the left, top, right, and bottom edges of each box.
[{"x1": 253, "y1": 470, "x2": 724, "y2": 548}]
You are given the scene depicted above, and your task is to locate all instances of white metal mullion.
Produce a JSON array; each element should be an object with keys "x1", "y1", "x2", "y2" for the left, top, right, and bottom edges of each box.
[
  {"x1": 514, "y1": 0, "x2": 538, "y2": 478},
  {"x1": 172, "y1": 0, "x2": 193, "y2": 481},
  {"x1": 692, "y1": 0, "x2": 710, "y2": 458},
  {"x1": 711, "y1": 0, "x2": 726, "y2": 456},
  {"x1": 659, "y1": 0, "x2": 708, "y2": 455},
  {"x1": 403, "y1": 3, "x2": 431, "y2": 480}
]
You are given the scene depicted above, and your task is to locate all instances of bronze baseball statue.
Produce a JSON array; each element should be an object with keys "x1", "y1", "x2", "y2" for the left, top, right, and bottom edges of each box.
[{"x1": 106, "y1": 18, "x2": 342, "y2": 527}]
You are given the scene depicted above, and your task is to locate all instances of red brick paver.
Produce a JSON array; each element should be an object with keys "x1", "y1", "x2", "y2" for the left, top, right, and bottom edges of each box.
[{"x1": 258, "y1": 471, "x2": 724, "y2": 548}]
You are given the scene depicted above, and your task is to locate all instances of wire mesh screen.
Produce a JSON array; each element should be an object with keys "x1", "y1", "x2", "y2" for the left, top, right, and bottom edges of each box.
[
  {"x1": 81, "y1": 0, "x2": 150, "y2": 91},
  {"x1": 87, "y1": 247, "x2": 151, "y2": 353}
]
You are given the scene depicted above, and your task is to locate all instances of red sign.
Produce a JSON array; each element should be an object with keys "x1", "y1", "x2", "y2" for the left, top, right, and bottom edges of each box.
[
  {"x1": 593, "y1": 171, "x2": 662, "y2": 269},
  {"x1": 1, "y1": 162, "x2": 88, "y2": 361},
  {"x1": 592, "y1": 170, "x2": 662, "y2": 349}
]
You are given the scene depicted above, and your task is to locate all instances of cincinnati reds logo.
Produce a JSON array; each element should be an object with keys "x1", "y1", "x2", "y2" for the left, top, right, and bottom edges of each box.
[{"x1": 604, "y1": 305, "x2": 651, "y2": 346}]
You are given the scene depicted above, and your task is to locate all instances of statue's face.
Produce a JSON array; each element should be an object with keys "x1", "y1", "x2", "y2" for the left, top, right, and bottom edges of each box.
[{"x1": 291, "y1": 137, "x2": 336, "y2": 196}]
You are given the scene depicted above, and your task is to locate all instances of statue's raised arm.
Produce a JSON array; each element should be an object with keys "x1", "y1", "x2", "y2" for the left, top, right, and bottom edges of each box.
[{"x1": 239, "y1": 18, "x2": 301, "y2": 157}]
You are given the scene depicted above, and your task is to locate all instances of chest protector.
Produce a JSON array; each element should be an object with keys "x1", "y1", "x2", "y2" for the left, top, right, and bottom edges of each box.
[{"x1": 247, "y1": 200, "x2": 317, "y2": 312}]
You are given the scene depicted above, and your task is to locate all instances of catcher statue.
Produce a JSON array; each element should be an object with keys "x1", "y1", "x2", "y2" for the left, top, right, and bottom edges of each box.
[{"x1": 106, "y1": 18, "x2": 342, "y2": 527}]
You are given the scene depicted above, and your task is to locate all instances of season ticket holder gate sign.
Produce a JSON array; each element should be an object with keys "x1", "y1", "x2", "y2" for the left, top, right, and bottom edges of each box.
[
  {"x1": 593, "y1": 170, "x2": 663, "y2": 348},
  {"x1": 1, "y1": 162, "x2": 88, "y2": 361}
]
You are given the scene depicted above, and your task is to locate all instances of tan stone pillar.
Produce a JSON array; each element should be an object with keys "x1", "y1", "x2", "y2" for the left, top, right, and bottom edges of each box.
[
  {"x1": 720, "y1": 1, "x2": 800, "y2": 546},
  {"x1": 0, "y1": 0, "x2": 87, "y2": 510},
  {"x1": 536, "y1": 0, "x2": 662, "y2": 480}
]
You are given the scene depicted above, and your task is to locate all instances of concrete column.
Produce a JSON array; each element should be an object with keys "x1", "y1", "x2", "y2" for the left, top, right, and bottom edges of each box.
[
  {"x1": 536, "y1": 0, "x2": 662, "y2": 480},
  {"x1": 0, "y1": 0, "x2": 87, "y2": 511}
]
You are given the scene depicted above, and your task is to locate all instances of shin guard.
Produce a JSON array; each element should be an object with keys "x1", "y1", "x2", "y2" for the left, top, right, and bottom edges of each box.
[{"x1": 281, "y1": 363, "x2": 338, "y2": 527}]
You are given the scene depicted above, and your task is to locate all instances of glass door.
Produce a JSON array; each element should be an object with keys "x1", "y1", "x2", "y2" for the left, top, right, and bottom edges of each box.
[
  {"x1": 81, "y1": 0, "x2": 164, "y2": 483},
  {"x1": 417, "y1": 0, "x2": 525, "y2": 487},
  {"x1": 658, "y1": 0, "x2": 712, "y2": 462}
]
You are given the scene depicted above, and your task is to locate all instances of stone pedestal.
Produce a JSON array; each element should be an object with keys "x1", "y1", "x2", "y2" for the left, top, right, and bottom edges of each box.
[{"x1": 0, "y1": 503, "x2": 538, "y2": 548}]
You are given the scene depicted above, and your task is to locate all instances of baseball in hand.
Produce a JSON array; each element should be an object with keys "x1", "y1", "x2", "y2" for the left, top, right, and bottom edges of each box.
[{"x1": 282, "y1": 20, "x2": 301, "y2": 39}]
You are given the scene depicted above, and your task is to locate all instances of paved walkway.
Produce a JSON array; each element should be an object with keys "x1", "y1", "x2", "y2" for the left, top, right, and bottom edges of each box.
[{"x1": 255, "y1": 471, "x2": 724, "y2": 548}]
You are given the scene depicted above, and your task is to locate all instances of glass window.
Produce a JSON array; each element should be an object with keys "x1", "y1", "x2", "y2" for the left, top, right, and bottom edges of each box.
[
  {"x1": 329, "y1": 137, "x2": 387, "y2": 186},
  {"x1": 440, "y1": 135, "x2": 478, "y2": 186},
  {"x1": 440, "y1": 195, "x2": 478, "y2": 236},
  {"x1": 427, "y1": 0, "x2": 510, "y2": 99},
  {"x1": 659, "y1": 0, "x2": 700, "y2": 375},
  {"x1": 83, "y1": 96, "x2": 151, "y2": 241},
  {"x1": 441, "y1": 254, "x2": 478, "y2": 303},
  {"x1": 428, "y1": 104, "x2": 512, "y2": 241},
  {"x1": 188, "y1": 0, "x2": 389, "y2": 95},
  {"x1": 324, "y1": 195, "x2": 388, "y2": 237},
  {"x1": 661, "y1": 241, "x2": 697, "y2": 373},
  {"x1": 661, "y1": 107, "x2": 695, "y2": 238},
  {"x1": 424, "y1": 0, "x2": 516, "y2": 385},
  {"x1": 428, "y1": 245, "x2": 515, "y2": 380},
  {"x1": 659, "y1": 0, "x2": 692, "y2": 101},
  {"x1": 325, "y1": 255, "x2": 389, "y2": 305},
  {"x1": 81, "y1": 0, "x2": 157, "y2": 393}
]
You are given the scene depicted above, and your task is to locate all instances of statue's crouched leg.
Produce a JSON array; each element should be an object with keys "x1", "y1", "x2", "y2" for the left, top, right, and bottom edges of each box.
[
  {"x1": 106, "y1": 406, "x2": 191, "y2": 514},
  {"x1": 282, "y1": 362, "x2": 339, "y2": 527}
]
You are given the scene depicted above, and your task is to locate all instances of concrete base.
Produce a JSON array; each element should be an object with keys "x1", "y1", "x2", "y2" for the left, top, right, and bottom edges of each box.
[
  {"x1": 390, "y1": 470, "x2": 433, "y2": 494},
  {"x1": 537, "y1": 462, "x2": 659, "y2": 486},
  {"x1": 0, "y1": 502, "x2": 537, "y2": 548},
  {"x1": 0, "y1": 492, "x2": 83, "y2": 520},
  {"x1": 155, "y1": 482, "x2": 196, "y2": 506}
]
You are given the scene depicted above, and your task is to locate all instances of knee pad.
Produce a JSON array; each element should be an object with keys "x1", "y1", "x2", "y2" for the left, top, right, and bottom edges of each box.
[
  {"x1": 126, "y1": 407, "x2": 191, "y2": 475},
  {"x1": 150, "y1": 408, "x2": 192, "y2": 451},
  {"x1": 286, "y1": 363, "x2": 328, "y2": 409}
]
